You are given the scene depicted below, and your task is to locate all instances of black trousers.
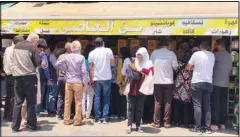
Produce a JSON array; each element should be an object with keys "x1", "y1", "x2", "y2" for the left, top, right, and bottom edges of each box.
[
  {"x1": 12, "y1": 75, "x2": 37, "y2": 131},
  {"x1": 110, "y1": 83, "x2": 127, "y2": 118},
  {"x1": 4, "y1": 75, "x2": 14, "y2": 120},
  {"x1": 191, "y1": 82, "x2": 213, "y2": 130},
  {"x1": 57, "y1": 80, "x2": 65, "y2": 117},
  {"x1": 172, "y1": 99, "x2": 194, "y2": 126},
  {"x1": 128, "y1": 95, "x2": 146, "y2": 127},
  {"x1": 211, "y1": 86, "x2": 228, "y2": 125}
]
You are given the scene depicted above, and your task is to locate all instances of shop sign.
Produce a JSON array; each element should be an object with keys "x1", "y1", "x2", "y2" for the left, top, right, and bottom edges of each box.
[{"x1": 1, "y1": 18, "x2": 238, "y2": 36}]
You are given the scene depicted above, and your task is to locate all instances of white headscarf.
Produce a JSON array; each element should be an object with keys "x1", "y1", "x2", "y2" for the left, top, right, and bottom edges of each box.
[{"x1": 135, "y1": 47, "x2": 153, "y2": 71}]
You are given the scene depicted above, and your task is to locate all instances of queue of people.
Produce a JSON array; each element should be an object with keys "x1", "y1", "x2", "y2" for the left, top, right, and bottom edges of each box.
[{"x1": 1, "y1": 34, "x2": 232, "y2": 135}]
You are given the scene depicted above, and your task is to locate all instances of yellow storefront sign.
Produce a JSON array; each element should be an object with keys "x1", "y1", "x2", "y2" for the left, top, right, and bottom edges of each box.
[{"x1": 1, "y1": 18, "x2": 238, "y2": 36}]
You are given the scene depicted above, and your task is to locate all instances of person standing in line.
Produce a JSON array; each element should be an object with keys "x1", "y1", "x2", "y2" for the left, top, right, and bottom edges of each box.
[
  {"x1": 55, "y1": 40, "x2": 87, "y2": 126},
  {"x1": 56, "y1": 42, "x2": 72, "y2": 120},
  {"x1": 11, "y1": 33, "x2": 41, "y2": 132},
  {"x1": 211, "y1": 39, "x2": 232, "y2": 131},
  {"x1": 82, "y1": 44, "x2": 95, "y2": 119},
  {"x1": 3, "y1": 35, "x2": 24, "y2": 122},
  {"x1": 150, "y1": 38, "x2": 178, "y2": 128},
  {"x1": 186, "y1": 40, "x2": 215, "y2": 135},
  {"x1": 46, "y1": 46, "x2": 59, "y2": 115},
  {"x1": 89, "y1": 37, "x2": 115, "y2": 124},
  {"x1": 126, "y1": 47, "x2": 154, "y2": 134},
  {"x1": 35, "y1": 39, "x2": 51, "y2": 116}
]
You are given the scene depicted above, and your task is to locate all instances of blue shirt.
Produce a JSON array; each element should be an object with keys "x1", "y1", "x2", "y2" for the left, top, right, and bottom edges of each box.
[{"x1": 40, "y1": 51, "x2": 50, "y2": 80}]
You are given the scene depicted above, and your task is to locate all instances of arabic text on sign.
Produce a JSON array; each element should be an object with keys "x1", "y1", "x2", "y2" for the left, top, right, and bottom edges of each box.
[{"x1": 183, "y1": 29, "x2": 195, "y2": 34}]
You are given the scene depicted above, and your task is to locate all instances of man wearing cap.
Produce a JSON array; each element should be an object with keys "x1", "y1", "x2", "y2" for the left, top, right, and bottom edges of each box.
[
  {"x1": 3, "y1": 35, "x2": 24, "y2": 122},
  {"x1": 89, "y1": 37, "x2": 115, "y2": 124},
  {"x1": 11, "y1": 33, "x2": 41, "y2": 132},
  {"x1": 56, "y1": 42, "x2": 72, "y2": 120}
]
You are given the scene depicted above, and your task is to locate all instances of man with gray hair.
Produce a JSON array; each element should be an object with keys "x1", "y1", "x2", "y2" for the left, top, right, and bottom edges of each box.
[
  {"x1": 11, "y1": 33, "x2": 41, "y2": 132},
  {"x1": 55, "y1": 40, "x2": 87, "y2": 126},
  {"x1": 3, "y1": 35, "x2": 24, "y2": 122}
]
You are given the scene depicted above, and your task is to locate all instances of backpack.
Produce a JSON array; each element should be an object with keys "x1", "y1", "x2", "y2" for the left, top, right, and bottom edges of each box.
[{"x1": 126, "y1": 58, "x2": 141, "y2": 81}]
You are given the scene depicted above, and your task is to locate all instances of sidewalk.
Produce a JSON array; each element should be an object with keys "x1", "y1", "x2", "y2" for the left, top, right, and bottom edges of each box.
[{"x1": 1, "y1": 110, "x2": 238, "y2": 136}]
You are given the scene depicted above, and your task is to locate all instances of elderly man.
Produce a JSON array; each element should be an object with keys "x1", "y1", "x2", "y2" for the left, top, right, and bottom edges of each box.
[
  {"x1": 55, "y1": 40, "x2": 87, "y2": 126},
  {"x1": 56, "y1": 42, "x2": 72, "y2": 120},
  {"x1": 89, "y1": 37, "x2": 114, "y2": 124},
  {"x1": 3, "y1": 35, "x2": 24, "y2": 122},
  {"x1": 11, "y1": 33, "x2": 41, "y2": 132}
]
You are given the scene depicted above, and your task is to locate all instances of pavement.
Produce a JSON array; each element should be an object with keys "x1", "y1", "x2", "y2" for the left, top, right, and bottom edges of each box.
[{"x1": 1, "y1": 109, "x2": 238, "y2": 136}]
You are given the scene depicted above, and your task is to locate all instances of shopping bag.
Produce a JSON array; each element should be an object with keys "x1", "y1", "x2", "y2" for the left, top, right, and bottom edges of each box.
[
  {"x1": 123, "y1": 83, "x2": 130, "y2": 96},
  {"x1": 139, "y1": 71, "x2": 154, "y2": 95}
]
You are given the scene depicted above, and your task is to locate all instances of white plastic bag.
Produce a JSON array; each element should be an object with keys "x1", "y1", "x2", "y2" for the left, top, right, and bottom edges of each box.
[
  {"x1": 124, "y1": 83, "x2": 130, "y2": 96},
  {"x1": 139, "y1": 71, "x2": 154, "y2": 95}
]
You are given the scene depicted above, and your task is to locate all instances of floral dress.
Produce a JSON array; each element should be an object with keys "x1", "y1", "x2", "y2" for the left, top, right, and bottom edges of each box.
[{"x1": 173, "y1": 61, "x2": 192, "y2": 103}]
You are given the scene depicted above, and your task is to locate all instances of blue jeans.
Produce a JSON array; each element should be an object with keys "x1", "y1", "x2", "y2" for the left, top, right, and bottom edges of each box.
[
  {"x1": 35, "y1": 80, "x2": 47, "y2": 115},
  {"x1": 94, "y1": 80, "x2": 111, "y2": 120},
  {"x1": 46, "y1": 81, "x2": 58, "y2": 113}
]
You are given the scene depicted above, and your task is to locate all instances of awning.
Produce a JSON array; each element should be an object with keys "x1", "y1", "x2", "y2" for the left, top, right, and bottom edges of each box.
[
  {"x1": 1, "y1": 2, "x2": 17, "y2": 11},
  {"x1": 1, "y1": 2, "x2": 238, "y2": 36}
]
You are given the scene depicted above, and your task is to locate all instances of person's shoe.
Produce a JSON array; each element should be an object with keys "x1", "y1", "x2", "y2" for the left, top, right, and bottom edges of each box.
[
  {"x1": 36, "y1": 113, "x2": 41, "y2": 117},
  {"x1": 63, "y1": 121, "x2": 71, "y2": 125},
  {"x1": 126, "y1": 126, "x2": 132, "y2": 134},
  {"x1": 164, "y1": 123, "x2": 171, "y2": 128},
  {"x1": 86, "y1": 115, "x2": 91, "y2": 119},
  {"x1": 210, "y1": 125, "x2": 219, "y2": 131},
  {"x1": 189, "y1": 128, "x2": 202, "y2": 135},
  {"x1": 151, "y1": 123, "x2": 161, "y2": 128},
  {"x1": 204, "y1": 128, "x2": 212, "y2": 134},
  {"x1": 95, "y1": 119, "x2": 102, "y2": 124},
  {"x1": 12, "y1": 128, "x2": 20, "y2": 133},
  {"x1": 137, "y1": 127, "x2": 144, "y2": 133},
  {"x1": 220, "y1": 124, "x2": 226, "y2": 130},
  {"x1": 26, "y1": 125, "x2": 39, "y2": 131},
  {"x1": 103, "y1": 119, "x2": 109, "y2": 124},
  {"x1": 57, "y1": 115, "x2": 63, "y2": 120}
]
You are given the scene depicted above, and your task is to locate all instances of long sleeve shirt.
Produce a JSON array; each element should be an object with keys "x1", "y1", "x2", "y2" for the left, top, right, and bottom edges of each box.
[
  {"x1": 40, "y1": 51, "x2": 51, "y2": 80},
  {"x1": 55, "y1": 53, "x2": 87, "y2": 85},
  {"x1": 3, "y1": 44, "x2": 14, "y2": 75}
]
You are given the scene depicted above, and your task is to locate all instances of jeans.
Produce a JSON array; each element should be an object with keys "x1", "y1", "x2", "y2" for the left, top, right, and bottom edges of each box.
[
  {"x1": 4, "y1": 75, "x2": 14, "y2": 120},
  {"x1": 12, "y1": 75, "x2": 37, "y2": 131},
  {"x1": 211, "y1": 86, "x2": 228, "y2": 125},
  {"x1": 35, "y1": 80, "x2": 47, "y2": 114},
  {"x1": 94, "y1": 80, "x2": 111, "y2": 120},
  {"x1": 153, "y1": 84, "x2": 174, "y2": 125},
  {"x1": 127, "y1": 95, "x2": 146, "y2": 127},
  {"x1": 64, "y1": 83, "x2": 83, "y2": 123},
  {"x1": 191, "y1": 82, "x2": 213, "y2": 130},
  {"x1": 82, "y1": 85, "x2": 94, "y2": 117},
  {"x1": 46, "y1": 81, "x2": 58, "y2": 113},
  {"x1": 57, "y1": 80, "x2": 66, "y2": 117}
]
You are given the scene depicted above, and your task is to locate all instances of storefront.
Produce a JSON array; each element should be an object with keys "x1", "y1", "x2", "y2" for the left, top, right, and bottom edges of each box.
[{"x1": 1, "y1": 1, "x2": 239, "y2": 130}]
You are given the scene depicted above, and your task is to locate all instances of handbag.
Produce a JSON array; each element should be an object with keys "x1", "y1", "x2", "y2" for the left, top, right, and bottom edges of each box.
[{"x1": 139, "y1": 71, "x2": 154, "y2": 95}]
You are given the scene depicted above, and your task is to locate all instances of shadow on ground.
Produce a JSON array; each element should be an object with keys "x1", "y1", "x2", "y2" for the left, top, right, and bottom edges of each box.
[{"x1": 142, "y1": 127, "x2": 161, "y2": 134}]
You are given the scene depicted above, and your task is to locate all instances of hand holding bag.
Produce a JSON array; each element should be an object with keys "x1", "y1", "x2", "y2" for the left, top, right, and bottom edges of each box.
[{"x1": 139, "y1": 71, "x2": 154, "y2": 95}]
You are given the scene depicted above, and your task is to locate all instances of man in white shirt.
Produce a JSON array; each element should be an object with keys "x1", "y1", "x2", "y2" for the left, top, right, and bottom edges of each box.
[
  {"x1": 3, "y1": 35, "x2": 24, "y2": 121},
  {"x1": 150, "y1": 38, "x2": 178, "y2": 128},
  {"x1": 186, "y1": 40, "x2": 215, "y2": 135},
  {"x1": 89, "y1": 37, "x2": 114, "y2": 124}
]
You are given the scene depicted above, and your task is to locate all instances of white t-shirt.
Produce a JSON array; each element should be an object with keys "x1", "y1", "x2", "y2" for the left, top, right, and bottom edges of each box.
[
  {"x1": 89, "y1": 47, "x2": 114, "y2": 81},
  {"x1": 188, "y1": 50, "x2": 215, "y2": 84},
  {"x1": 150, "y1": 49, "x2": 178, "y2": 84}
]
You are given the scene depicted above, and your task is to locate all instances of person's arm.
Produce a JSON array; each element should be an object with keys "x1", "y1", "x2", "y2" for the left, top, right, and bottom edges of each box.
[
  {"x1": 171, "y1": 53, "x2": 178, "y2": 71},
  {"x1": 30, "y1": 47, "x2": 41, "y2": 68},
  {"x1": 41, "y1": 54, "x2": 51, "y2": 81},
  {"x1": 109, "y1": 49, "x2": 115, "y2": 65},
  {"x1": 55, "y1": 56, "x2": 67, "y2": 71},
  {"x1": 186, "y1": 53, "x2": 196, "y2": 71},
  {"x1": 121, "y1": 58, "x2": 128, "y2": 76},
  {"x1": 80, "y1": 57, "x2": 87, "y2": 86},
  {"x1": 142, "y1": 67, "x2": 154, "y2": 75},
  {"x1": 88, "y1": 52, "x2": 94, "y2": 86}
]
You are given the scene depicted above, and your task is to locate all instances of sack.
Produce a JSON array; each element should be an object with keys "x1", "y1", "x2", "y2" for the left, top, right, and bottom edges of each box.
[
  {"x1": 126, "y1": 64, "x2": 141, "y2": 81},
  {"x1": 124, "y1": 83, "x2": 130, "y2": 96},
  {"x1": 139, "y1": 71, "x2": 154, "y2": 95}
]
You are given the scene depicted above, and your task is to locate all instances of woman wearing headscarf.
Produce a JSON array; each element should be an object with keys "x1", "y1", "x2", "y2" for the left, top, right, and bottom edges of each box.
[{"x1": 126, "y1": 47, "x2": 154, "y2": 134}]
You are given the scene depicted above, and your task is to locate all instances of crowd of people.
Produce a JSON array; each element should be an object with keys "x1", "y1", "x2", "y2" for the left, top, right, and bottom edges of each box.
[{"x1": 1, "y1": 33, "x2": 232, "y2": 135}]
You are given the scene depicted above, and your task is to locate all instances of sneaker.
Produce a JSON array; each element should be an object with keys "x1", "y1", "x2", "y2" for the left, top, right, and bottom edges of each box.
[
  {"x1": 103, "y1": 119, "x2": 109, "y2": 124},
  {"x1": 137, "y1": 127, "x2": 144, "y2": 133},
  {"x1": 189, "y1": 128, "x2": 202, "y2": 135},
  {"x1": 12, "y1": 128, "x2": 20, "y2": 133},
  {"x1": 126, "y1": 126, "x2": 132, "y2": 134},
  {"x1": 57, "y1": 115, "x2": 63, "y2": 120},
  {"x1": 95, "y1": 119, "x2": 102, "y2": 124},
  {"x1": 204, "y1": 128, "x2": 212, "y2": 134}
]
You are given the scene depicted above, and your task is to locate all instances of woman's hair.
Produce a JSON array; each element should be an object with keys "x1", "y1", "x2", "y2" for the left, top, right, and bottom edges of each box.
[
  {"x1": 83, "y1": 44, "x2": 95, "y2": 59},
  {"x1": 120, "y1": 47, "x2": 131, "y2": 60}
]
